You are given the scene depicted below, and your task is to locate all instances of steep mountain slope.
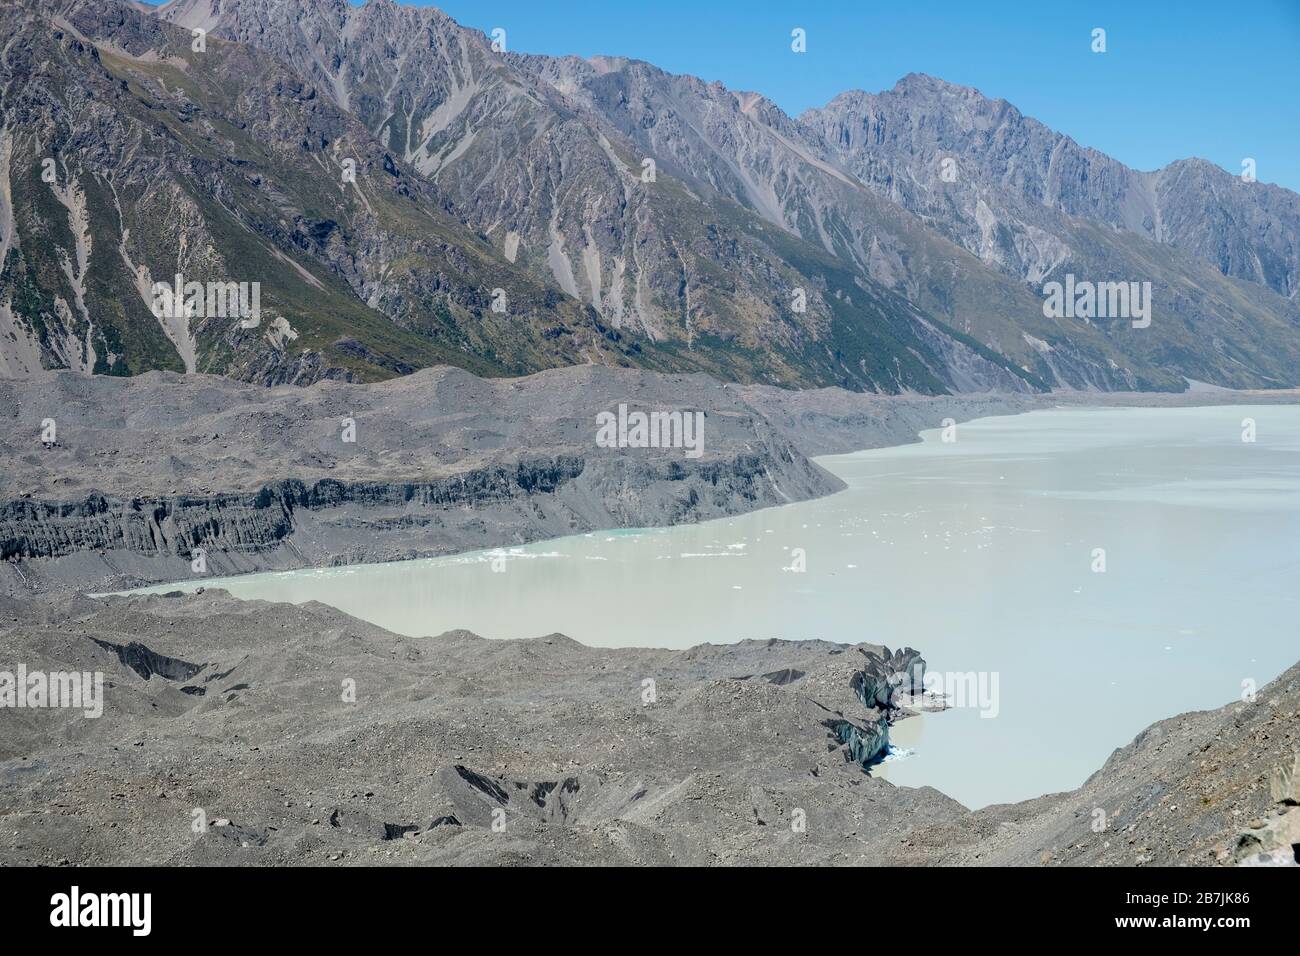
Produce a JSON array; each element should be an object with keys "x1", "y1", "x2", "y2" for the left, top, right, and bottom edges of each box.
[
  {"x1": 0, "y1": 0, "x2": 1038, "y2": 394},
  {"x1": 0, "y1": 0, "x2": 641, "y2": 384},
  {"x1": 149, "y1": 0, "x2": 1063, "y2": 393},
  {"x1": 174, "y1": 0, "x2": 1299, "y2": 392},
  {"x1": 797, "y1": 75, "x2": 1300, "y2": 387},
  {"x1": 532, "y1": 60, "x2": 1300, "y2": 391},
  {"x1": 515, "y1": 54, "x2": 1170, "y2": 390}
]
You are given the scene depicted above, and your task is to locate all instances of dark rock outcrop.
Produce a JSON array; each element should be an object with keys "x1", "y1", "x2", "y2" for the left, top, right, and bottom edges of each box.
[
  {"x1": 88, "y1": 637, "x2": 204, "y2": 682},
  {"x1": 825, "y1": 717, "x2": 890, "y2": 770},
  {"x1": 0, "y1": 461, "x2": 585, "y2": 562},
  {"x1": 825, "y1": 645, "x2": 927, "y2": 768},
  {"x1": 851, "y1": 646, "x2": 926, "y2": 711}
]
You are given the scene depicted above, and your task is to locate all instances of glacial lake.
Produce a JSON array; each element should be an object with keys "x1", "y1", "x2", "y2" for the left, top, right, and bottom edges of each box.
[{"x1": 133, "y1": 405, "x2": 1300, "y2": 809}]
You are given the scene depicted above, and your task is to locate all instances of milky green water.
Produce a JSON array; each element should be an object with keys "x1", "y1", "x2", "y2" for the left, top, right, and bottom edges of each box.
[{"x1": 135, "y1": 405, "x2": 1300, "y2": 808}]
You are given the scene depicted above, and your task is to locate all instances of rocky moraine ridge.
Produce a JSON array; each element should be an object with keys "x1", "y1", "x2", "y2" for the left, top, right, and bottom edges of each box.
[
  {"x1": 0, "y1": 366, "x2": 1037, "y2": 596},
  {"x1": 0, "y1": 588, "x2": 949, "y2": 865}
]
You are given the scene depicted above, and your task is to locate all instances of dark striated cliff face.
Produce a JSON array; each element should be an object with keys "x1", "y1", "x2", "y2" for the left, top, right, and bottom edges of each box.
[
  {"x1": 0, "y1": 460, "x2": 583, "y2": 562},
  {"x1": 1, "y1": 450, "x2": 824, "y2": 591}
]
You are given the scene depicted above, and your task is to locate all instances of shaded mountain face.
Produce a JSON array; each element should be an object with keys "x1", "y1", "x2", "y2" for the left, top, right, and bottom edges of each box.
[
  {"x1": 797, "y1": 75, "x2": 1300, "y2": 387},
  {"x1": 3, "y1": 0, "x2": 1299, "y2": 393},
  {"x1": 802, "y1": 75, "x2": 1300, "y2": 301}
]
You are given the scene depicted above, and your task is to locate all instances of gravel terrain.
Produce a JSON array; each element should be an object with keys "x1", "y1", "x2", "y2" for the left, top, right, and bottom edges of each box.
[
  {"x1": 0, "y1": 590, "x2": 960, "y2": 866},
  {"x1": 1, "y1": 589, "x2": 1294, "y2": 866}
]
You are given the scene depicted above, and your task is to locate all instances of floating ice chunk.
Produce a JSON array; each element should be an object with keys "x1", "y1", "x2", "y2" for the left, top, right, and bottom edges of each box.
[{"x1": 881, "y1": 746, "x2": 914, "y2": 763}]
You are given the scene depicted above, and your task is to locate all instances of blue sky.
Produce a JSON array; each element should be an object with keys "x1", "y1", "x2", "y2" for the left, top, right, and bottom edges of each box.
[{"x1": 415, "y1": 0, "x2": 1300, "y2": 192}]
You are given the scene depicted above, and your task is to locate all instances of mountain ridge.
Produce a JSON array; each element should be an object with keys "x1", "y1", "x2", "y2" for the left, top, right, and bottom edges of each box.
[
  {"x1": 0, "y1": 0, "x2": 1296, "y2": 393},
  {"x1": 801, "y1": 71, "x2": 1300, "y2": 300}
]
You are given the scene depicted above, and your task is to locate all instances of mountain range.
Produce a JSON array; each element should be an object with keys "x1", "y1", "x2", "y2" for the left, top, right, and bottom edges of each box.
[{"x1": 1, "y1": 0, "x2": 1297, "y2": 393}]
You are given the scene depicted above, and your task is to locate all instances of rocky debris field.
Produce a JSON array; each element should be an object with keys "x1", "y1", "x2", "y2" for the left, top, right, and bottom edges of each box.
[
  {"x1": 0, "y1": 590, "x2": 957, "y2": 866},
  {"x1": 1, "y1": 589, "x2": 1295, "y2": 866}
]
